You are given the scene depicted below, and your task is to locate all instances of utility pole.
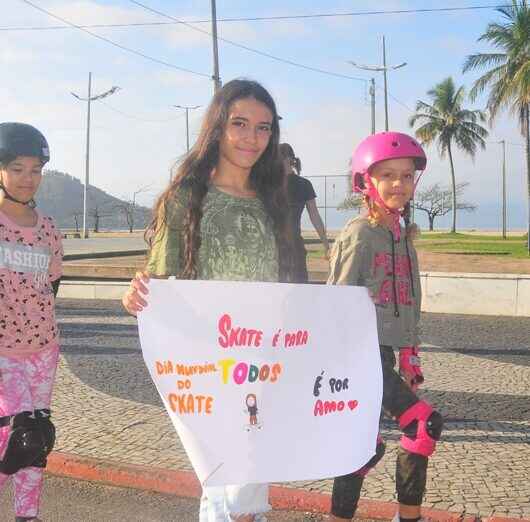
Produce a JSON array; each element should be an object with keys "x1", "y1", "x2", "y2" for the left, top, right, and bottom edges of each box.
[
  {"x1": 130, "y1": 185, "x2": 151, "y2": 233},
  {"x1": 71, "y1": 73, "x2": 120, "y2": 239},
  {"x1": 369, "y1": 78, "x2": 376, "y2": 134},
  {"x1": 83, "y1": 73, "x2": 91, "y2": 241},
  {"x1": 210, "y1": 0, "x2": 221, "y2": 93},
  {"x1": 349, "y1": 36, "x2": 407, "y2": 131},
  {"x1": 499, "y1": 140, "x2": 507, "y2": 239},
  {"x1": 173, "y1": 105, "x2": 201, "y2": 152},
  {"x1": 382, "y1": 36, "x2": 389, "y2": 131}
]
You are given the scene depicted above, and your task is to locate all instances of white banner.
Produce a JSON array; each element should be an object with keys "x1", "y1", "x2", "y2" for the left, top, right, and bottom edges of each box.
[{"x1": 138, "y1": 279, "x2": 382, "y2": 487}]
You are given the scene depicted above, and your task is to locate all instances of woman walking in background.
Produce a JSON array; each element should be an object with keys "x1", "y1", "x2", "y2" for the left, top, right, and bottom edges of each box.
[{"x1": 280, "y1": 143, "x2": 329, "y2": 283}]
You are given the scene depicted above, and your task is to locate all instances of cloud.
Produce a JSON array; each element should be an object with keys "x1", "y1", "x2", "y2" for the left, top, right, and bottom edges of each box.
[
  {"x1": 160, "y1": 16, "x2": 311, "y2": 52},
  {"x1": 159, "y1": 24, "x2": 210, "y2": 49},
  {"x1": 154, "y1": 69, "x2": 211, "y2": 92},
  {"x1": 0, "y1": 44, "x2": 35, "y2": 65},
  {"x1": 50, "y1": 0, "x2": 149, "y2": 25}
]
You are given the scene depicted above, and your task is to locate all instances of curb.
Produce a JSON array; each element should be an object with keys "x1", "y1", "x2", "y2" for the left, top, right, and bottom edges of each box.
[
  {"x1": 45, "y1": 452, "x2": 522, "y2": 521},
  {"x1": 63, "y1": 249, "x2": 147, "y2": 261}
]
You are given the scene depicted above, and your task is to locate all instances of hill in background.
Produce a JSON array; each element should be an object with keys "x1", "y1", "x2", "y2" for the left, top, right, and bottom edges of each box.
[{"x1": 36, "y1": 170, "x2": 152, "y2": 231}]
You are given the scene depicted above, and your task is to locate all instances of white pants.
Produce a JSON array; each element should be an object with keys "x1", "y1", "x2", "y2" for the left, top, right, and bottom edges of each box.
[{"x1": 199, "y1": 483, "x2": 270, "y2": 521}]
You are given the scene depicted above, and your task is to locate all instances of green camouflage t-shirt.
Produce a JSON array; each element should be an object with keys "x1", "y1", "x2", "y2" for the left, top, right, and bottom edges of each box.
[{"x1": 146, "y1": 185, "x2": 279, "y2": 282}]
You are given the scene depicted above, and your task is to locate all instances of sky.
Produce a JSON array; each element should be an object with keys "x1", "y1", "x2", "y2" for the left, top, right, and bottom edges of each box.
[{"x1": 1, "y1": 0, "x2": 528, "y2": 231}]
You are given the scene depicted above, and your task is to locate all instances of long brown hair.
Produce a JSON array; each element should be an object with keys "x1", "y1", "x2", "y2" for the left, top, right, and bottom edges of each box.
[
  {"x1": 147, "y1": 79, "x2": 292, "y2": 280},
  {"x1": 279, "y1": 142, "x2": 301, "y2": 175}
]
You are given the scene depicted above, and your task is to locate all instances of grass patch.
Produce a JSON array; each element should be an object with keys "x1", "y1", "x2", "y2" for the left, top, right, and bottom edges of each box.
[
  {"x1": 412, "y1": 233, "x2": 528, "y2": 258},
  {"x1": 418, "y1": 242, "x2": 528, "y2": 258},
  {"x1": 306, "y1": 249, "x2": 327, "y2": 259},
  {"x1": 418, "y1": 232, "x2": 525, "y2": 242},
  {"x1": 305, "y1": 233, "x2": 530, "y2": 260}
]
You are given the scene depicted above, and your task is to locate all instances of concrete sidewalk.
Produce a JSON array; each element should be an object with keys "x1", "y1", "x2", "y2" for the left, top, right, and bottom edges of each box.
[
  {"x1": 63, "y1": 235, "x2": 146, "y2": 257},
  {"x1": 48, "y1": 299, "x2": 530, "y2": 521}
]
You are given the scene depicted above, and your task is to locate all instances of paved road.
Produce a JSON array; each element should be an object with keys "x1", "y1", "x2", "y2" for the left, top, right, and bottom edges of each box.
[
  {"x1": 63, "y1": 235, "x2": 146, "y2": 256},
  {"x1": 52, "y1": 299, "x2": 530, "y2": 518},
  {"x1": 0, "y1": 475, "x2": 331, "y2": 522}
]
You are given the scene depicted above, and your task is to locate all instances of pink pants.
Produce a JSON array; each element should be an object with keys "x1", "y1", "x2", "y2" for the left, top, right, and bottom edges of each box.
[{"x1": 0, "y1": 344, "x2": 59, "y2": 518}]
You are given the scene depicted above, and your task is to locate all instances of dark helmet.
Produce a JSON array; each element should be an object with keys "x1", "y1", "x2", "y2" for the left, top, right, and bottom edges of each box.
[{"x1": 0, "y1": 122, "x2": 50, "y2": 165}]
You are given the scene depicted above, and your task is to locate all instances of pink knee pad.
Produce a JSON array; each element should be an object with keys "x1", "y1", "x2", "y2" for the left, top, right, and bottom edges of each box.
[{"x1": 398, "y1": 401, "x2": 443, "y2": 457}]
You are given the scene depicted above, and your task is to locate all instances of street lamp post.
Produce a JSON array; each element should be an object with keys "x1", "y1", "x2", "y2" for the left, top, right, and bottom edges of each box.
[
  {"x1": 173, "y1": 105, "x2": 201, "y2": 153},
  {"x1": 71, "y1": 72, "x2": 119, "y2": 239},
  {"x1": 349, "y1": 36, "x2": 407, "y2": 131}
]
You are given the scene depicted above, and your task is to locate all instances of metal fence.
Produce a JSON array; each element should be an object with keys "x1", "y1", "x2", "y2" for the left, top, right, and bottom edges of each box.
[{"x1": 304, "y1": 174, "x2": 352, "y2": 231}]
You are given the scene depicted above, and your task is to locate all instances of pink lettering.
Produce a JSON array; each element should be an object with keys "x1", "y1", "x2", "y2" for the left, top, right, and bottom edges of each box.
[
  {"x1": 397, "y1": 280, "x2": 413, "y2": 305},
  {"x1": 373, "y1": 252, "x2": 391, "y2": 275},
  {"x1": 376, "y1": 279, "x2": 393, "y2": 304},
  {"x1": 373, "y1": 252, "x2": 412, "y2": 278}
]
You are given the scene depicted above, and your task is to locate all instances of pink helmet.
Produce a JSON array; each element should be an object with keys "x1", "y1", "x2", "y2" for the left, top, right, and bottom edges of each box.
[{"x1": 352, "y1": 131, "x2": 427, "y2": 194}]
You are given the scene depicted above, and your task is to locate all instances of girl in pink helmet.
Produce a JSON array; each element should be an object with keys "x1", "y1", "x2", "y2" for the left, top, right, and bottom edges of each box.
[{"x1": 328, "y1": 131, "x2": 443, "y2": 522}]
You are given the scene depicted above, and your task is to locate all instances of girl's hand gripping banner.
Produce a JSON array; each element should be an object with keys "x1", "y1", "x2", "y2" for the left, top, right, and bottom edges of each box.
[{"x1": 138, "y1": 279, "x2": 382, "y2": 487}]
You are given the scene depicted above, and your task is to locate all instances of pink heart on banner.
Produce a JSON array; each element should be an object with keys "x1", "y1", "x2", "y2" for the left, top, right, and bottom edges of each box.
[{"x1": 348, "y1": 400, "x2": 358, "y2": 411}]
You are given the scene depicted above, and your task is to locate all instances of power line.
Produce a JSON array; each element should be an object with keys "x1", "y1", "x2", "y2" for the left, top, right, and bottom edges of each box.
[
  {"x1": 1, "y1": 4, "x2": 513, "y2": 31},
  {"x1": 18, "y1": 0, "x2": 210, "y2": 78},
  {"x1": 214, "y1": 4, "x2": 512, "y2": 20},
  {"x1": 374, "y1": 84, "x2": 414, "y2": 113},
  {"x1": 487, "y1": 138, "x2": 524, "y2": 147},
  {"x1": 387, "y1": 92, "x2": 414, "y2": 113},
  {"x1": 128, "y1": 0, "x2": 366, "y2": 82},
  {"x1": 99, "y1": 101, "x2": 187, "y2": 123}
]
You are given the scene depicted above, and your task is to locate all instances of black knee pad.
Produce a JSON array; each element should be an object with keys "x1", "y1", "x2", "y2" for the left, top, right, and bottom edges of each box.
[
  {"x1": 426, "y1": 411, "x2": 443, "y2": 440},
  {"x1": 0, "y1": 412, "x2": 44, "y2": 475},
  {"x1": 32, "y1": 409, "x2": 56, "y2": 468}
]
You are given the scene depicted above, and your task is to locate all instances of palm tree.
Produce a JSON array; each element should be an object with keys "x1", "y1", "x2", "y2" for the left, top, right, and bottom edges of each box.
[
  {"x1": 409, "y1": 77, "x2": 488, "y2": 232},
  {"x1": 463, "y1": 0, "x2": 530, "y2": 252}
]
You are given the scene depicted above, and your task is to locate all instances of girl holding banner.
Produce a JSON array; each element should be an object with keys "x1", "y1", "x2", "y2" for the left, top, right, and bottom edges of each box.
[
  {"x1": 328, "y1": 132, "x2": 443, "y2": 522},
  {"x1": 122, "y1": 79, "x2": 293, "y2": 522}
]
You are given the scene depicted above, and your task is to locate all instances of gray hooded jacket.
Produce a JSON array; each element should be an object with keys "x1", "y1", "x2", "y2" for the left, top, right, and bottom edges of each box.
[{"x1": 328, "y1": 216, "x2": 421, "y2": 349}]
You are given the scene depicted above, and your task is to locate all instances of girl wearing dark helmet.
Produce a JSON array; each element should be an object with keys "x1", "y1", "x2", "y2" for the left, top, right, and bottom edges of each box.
[
  {"x1": 328, "y1": 132, "x2": 443, "y2": 522},
  {"x1": 0, "y1": 122, "x2": 63, "y2": 522}
]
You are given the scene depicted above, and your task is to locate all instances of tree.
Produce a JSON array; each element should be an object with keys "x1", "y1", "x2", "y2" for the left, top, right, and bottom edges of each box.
[
  {"x1": 409, "y1": 77, "x2": 488, "y2": 233},
  {"x1": 115, "y1": 201, "x2": 135, "y2": 233},
  {"x1": 71, "y1": 211, "x2": 82, "y2": 233},
  {"x1": 463, "y1": 0, "x2": 530, "y2": 253},
  {"x1": 413, "y1": 182, "x2": 477, "y2": 231},
  {"x1": 89, "y1": 205, "x2": 110, "y2": 233},
  {"x1": 337, "y1": 193, "x2": 363, "y2": 212},
  {"x1": 116, "y1": 185, "x2": 152, "y2": 233}
]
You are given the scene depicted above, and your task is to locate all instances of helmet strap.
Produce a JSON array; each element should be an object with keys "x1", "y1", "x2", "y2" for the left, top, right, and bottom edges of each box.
[
  {"x1": 0, "y1": 184, "x2": 36, "y2": 208},
  {"x1": 413, "y1": 170, "x2": 425, "y2": 191},
  {"x1": 363, "y1": 174, "x2": 402, "y2": 242}
]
